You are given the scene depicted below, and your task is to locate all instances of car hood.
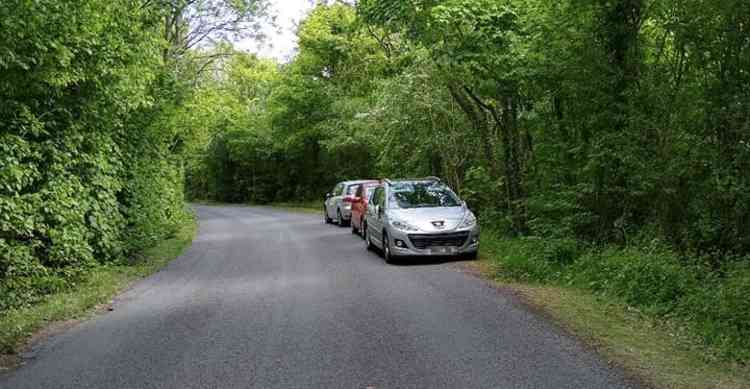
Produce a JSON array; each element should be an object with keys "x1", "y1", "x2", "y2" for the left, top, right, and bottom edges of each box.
[{"x1": 387, "y1": 207, "x2": 471, "y2": 232}]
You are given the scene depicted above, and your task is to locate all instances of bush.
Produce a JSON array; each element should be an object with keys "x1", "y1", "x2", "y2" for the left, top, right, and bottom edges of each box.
[
  {"x1": 540, "y1": 237, "x2": 581, "y2": 265},
  {"x1": 462, "y1": 166, "x2": 502, "y2": 216},
  {"x1": 527, "y1": 188, "x2": 596, "y2": 239},
  {"x1": 495, "y1": 238, "x2": 555, "y2": 282},
  {"x1": 0, "y1": 0, "x2": 187, "y2": 312},
  {"x1": 567, "y1": 246, "x2": 698, "y2": 314},
  {"x1": 681, "y1": 263, "x2": 750, "y2": 361},
  {"x1": 483, "y1": 236, "x2": 582, "y2": 282},
  {"x1": 487, "y1": 234, "x2": 750, "y2": 360}
]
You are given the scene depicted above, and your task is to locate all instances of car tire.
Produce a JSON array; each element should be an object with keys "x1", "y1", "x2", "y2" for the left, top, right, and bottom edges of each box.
[
  {"x1": 383, "y1": 231, "x2": 397, "y2": 264},
  {"x1": 324, "y1": 206, "x2": 332, "y2": 224},
  {"x1": 365, "y1": 225, "x2": 373, "y2": 251},
  {"x1": 465, "y1": 251, "x2": 478, "y2": 260},
  {"x1": 336, "y1": 209, "x2": 344, "y2": 227}
]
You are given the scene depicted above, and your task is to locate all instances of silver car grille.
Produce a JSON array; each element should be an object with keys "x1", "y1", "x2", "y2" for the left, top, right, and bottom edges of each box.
[{"x1": 407, "y1": 232, "x2": 470, "y2": 249}]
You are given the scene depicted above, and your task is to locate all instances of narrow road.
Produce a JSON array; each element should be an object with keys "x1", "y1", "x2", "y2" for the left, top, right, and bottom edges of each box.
[{"x1": 1, "y1": 205, "x2": 638, "y2": 389}]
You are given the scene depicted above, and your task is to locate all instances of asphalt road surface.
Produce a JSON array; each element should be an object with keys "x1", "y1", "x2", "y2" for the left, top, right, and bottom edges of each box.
[{"x1": 1, "y1": 205, "x2": 639, "y2": 389}]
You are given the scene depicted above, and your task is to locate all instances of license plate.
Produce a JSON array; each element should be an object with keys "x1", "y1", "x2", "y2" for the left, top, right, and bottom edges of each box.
[{"x1": 430, "y1": 247, "x2": 454, "y2": 254}]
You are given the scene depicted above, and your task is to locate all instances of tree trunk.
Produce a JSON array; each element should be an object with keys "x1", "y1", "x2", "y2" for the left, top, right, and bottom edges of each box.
[
  {"x1": 600, "y1": 0, "x2": 643, "y2": 131},
  {"x1": 457, "y1": 83, "x2": 529, "y2": 235},
  {"x1": 499, "y1": 95, "x2": 528, "y2": 235},
  {"x1": 446, "y1": 83, "x2": 500, "y2": 181}
]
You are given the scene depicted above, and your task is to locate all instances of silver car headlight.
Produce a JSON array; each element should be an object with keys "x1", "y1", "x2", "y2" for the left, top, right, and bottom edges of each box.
[
  {"x1": 390, "y1": 219, "x2": 419, "y2": 232},
  {"x1": 458, "y1": 213, "x2": 477, "y2": 229}
]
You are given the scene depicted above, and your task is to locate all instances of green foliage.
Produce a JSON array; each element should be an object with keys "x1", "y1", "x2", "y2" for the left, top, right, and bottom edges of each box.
[
  {"x1": 684, "y1": 263, "x2": 750, "y2": 361},
  {"x1": 183, "y1": 3, "x2": 395, "y2": 203},
  {"x1": 567, "y1": 246, "x2": 698, "y2": 313},
  {"x1": 0, "y1": 0, "x2": 212, "y2": 311},
  {"x1": 485, "y1": 233, "x2": 750, "y2": 361},
  {"x1": 483, "y1": 236, "x2": 581, "y2": 282},
  {"x1": 486, "y1": 238, "x2": 559, "y2": 282},
  {"x1": 460, "y1": 167, "x2": 498, "y2": 212}
]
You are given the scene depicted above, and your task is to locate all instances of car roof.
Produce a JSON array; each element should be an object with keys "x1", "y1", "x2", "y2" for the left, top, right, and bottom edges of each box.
[
  {"x1": 385, "y1": 177, "x2": 441, "y2": 185},
  {"x1": 343, "y1": 179, "x2": 378, "y2": 186}
]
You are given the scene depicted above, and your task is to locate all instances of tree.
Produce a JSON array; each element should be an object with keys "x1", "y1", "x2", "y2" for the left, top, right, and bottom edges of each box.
[{"x1": 360, "y1": 0, "x2": 531, "y2": 234}]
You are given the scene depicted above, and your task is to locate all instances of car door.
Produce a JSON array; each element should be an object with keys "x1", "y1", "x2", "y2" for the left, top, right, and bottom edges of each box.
[
  {"x1": 368, "y1": 186, "x2": 386, "y2": 245},
  {"x1": 327, "y1": 183, "x2": 343, "y2": 219},
  {"x1": 360, "y1": 185, "x2": 374, "y2": 225},
  {"x1": 325, "y1": 184, "x2": 334, "y2": 218},
  {"x1": 334, "y1": 183, "x2": 347, "y2": 219},
  {"x1": 352, "y1": 184, "x2": 364, "y2": 227}
]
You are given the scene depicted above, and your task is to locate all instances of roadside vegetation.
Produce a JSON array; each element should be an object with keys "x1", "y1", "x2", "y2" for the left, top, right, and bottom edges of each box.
[
  {"x1": 479, "y1": 232, "x2": 750, "y2": 362},
  {"x1": 479, "y1": 235, "x2": 750, "y2": 388},
  {"x1": 480, "y1": 274, "x2": 750, "y2": 389},
  {"x1": 1, "y1": 0, "x2": 267, "y2": 351}
]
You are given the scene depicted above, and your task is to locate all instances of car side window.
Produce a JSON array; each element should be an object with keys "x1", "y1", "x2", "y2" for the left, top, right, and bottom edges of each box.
[
  {"x1": 334, "y1": 183, "x2": 344, "y2": 196},
  {"x1": 370, "y1": 187, "x2": 381, "y2": 206},
  {"x1": 377, "y1": 188, "x2": 386, "y2": 207},
  {"x1": 355, "y1": 184, "x2": 363, "y2": 198}
]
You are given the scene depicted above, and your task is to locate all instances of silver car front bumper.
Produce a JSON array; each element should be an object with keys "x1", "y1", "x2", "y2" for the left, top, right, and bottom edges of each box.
[{"x1": 387, "y1": 226, "x2": 480, "y2": 257}]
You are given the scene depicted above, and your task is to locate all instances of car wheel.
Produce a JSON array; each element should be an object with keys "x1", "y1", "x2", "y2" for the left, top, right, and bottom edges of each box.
[
  {"x1": 365, "y1": 225, "x2": 373, "y2": 251},
  {"x1": 324, "y1": 206, "x2": 332, "y2": 224},
  {"x1": 383, "y1": 231, "x2": 396, "y2": 264},
  {"x1": 464, "y1": 251, "x2": 478, "y2": 260},
  {"x1": 336, "y1": 209, "x2": 344, "y2": 226}
]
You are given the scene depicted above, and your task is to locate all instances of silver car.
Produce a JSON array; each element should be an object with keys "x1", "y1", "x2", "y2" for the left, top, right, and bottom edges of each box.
[
  {"x1": 324, "y1": 180, "x2": 378, "y2": 226},
  {"x1": 364, "y1": 178, "x2": 480, "y2": 263}
]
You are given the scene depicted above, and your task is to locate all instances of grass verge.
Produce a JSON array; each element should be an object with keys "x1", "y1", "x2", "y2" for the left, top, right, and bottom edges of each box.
[
  {"x1": 476, "y1": 237, "x2": 750, "y2": 389},
  {"x1": 0, "y1": 211, "x2": 197, "y2": 370}
]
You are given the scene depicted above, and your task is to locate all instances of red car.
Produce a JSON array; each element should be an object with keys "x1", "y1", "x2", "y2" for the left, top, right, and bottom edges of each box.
[{"x1": 350, "y1": 181, "x2": 381, "y2": 237}]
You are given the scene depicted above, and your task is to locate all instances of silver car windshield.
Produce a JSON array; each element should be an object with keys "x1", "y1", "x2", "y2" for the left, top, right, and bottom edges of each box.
[{"x1": 388, "y1": 182, "x2": 460, "y2": 209}]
